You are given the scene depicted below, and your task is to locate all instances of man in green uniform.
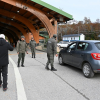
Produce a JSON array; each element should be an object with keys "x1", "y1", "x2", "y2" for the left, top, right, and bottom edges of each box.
[
  {"x1": 29, "y1": 37, "x2": 36, "y2": 58},
  {"x1": 17, "y1": 36, "x2": 28, "y2": 67},
  {"x1": 45, "y1": 34, "x2": 58, "y2": 71}
]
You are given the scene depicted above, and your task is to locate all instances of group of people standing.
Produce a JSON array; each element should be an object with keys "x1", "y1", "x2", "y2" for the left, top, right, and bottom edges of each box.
[
  {"x1": 0, "y1": 34, "x2": 58, "y2": 91},
  {"x1": 17, "y1": 36, "x2": 36, "y2": 67},
  {"x1": 17, "y1": 34, "x2": 58, "y2": 72}
]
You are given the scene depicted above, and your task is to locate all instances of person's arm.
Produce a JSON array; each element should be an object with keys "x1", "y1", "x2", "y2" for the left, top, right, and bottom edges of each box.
[
  {"x1": 53, "y1": 41, "x2": 58, "y2": 57},
  {"x1": 29, "y1": 41, "x2": 31, "y2": 47},
  {"x1": 25, "y1": 43, "x2": 28, "y2": 54},
  {"x1": 53, "y1": 42, "x2": 57, "y2": 54},
  {"x1": 29, "y1": 41, "x2": 31, "y2": 49},
  {"x1": 35, "y1": 41, "x2": 36, "y2": 47},
  {"x1": 8, "y1": 42, "x2": 14, "y2": 51},
  {"x1": 17, "y1": 41, "x2": 20, "y2": 54}
]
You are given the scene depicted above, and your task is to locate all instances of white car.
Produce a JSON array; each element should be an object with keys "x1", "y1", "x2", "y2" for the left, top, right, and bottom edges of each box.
[{"x1": 57, "y1": 41, "x2": 71, "y2": 48}]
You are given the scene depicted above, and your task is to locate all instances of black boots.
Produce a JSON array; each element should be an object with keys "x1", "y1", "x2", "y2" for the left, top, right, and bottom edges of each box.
[
  {"x1": 21, "y1": 64, "x2": 25, "y2": 67},
  {"x1": 32, "y1": 53, "x2": 35, "y2": 58},
  {"x1": 18, "y1": 64, "x2": 25, "y2": 67},
  {"x1": 51, "y1": 67, "x2": 57, "y2": 71},
  {"x1": 45, "y1": 64, "x2": 49, "y2": 70},
  {"x1": 51, "y1": 64, "x2": 57, "y2": 71},
  {"x1": 32, "y1": 55, "x2": 35, "y2": 58},
  {"x1": 3, "y1": 87, "x2": 8, "y2": 91},
  {"x1": 45, "y1": 65, "x2": 57, "y2": 71},
  {"x1": 17, "y1": 64, "x2": 25, "y2": 67},
  {"x1": 32, "y1": 56, "x2": 35, "y2": 58},
  {"x1": 17, "y1": 64, "x2": 20, "y2": 67}
]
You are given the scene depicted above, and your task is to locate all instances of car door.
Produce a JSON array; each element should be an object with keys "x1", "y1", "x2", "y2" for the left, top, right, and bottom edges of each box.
[
  {"x1": 72, "y1": 42, "x2": 89, "y2": 68},
  {"x1": 63, "y1": 42, "x2": 77, "y2": 65}
]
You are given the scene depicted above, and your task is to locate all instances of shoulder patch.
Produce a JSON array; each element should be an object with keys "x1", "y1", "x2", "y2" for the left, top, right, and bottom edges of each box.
[{"x1": 48, "y1": 41, "x2": 51, "y2": 43}]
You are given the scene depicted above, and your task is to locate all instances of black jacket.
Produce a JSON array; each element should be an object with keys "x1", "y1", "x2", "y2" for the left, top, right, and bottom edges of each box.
[{"x1": 0, "y1": 38, "x2": 13, "y2": 66}]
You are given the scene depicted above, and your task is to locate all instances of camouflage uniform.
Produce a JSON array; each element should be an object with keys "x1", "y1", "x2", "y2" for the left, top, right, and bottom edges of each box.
[
  {"x1": 45, "y1": 35, "x2": 57, "y2": 71},
  {"x1": 17, "y1": 39, "x2": 27, "y2": 67},
  {"x1": 29, "y1": 40, "x2": 36, "y2": 58}
]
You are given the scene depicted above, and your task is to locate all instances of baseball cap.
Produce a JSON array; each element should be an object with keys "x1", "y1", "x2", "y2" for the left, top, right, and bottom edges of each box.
[
  {"x1": 53, "y1": 34, "x2": 57, "y2": 38},
  {"x1": 21, "y1": 36, "x2": 25, "y2": 38}
]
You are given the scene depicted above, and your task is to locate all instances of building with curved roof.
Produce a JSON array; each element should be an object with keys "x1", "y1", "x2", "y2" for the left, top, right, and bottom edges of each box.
[{"x1": 0, "y1": 0, "x2": 73, "y2": 43}]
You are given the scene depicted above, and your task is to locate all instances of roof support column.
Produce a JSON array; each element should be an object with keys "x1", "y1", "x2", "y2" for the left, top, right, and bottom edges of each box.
[{"x1": 54, "y1": 19, "x2": 58, "y2": 35}]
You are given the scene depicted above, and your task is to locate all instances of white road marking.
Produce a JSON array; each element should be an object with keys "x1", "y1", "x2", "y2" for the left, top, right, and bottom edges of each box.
[{"x1": 9, "y1": 57, "x2": 27, "y2": 100}]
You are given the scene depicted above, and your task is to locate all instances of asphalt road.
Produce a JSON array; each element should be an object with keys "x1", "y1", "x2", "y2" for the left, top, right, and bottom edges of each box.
[{"x1": 0, "y1": 49, "x2": 100, "y2": 100}]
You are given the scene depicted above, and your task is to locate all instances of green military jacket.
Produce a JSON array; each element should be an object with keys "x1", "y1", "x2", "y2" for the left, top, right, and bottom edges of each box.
[
  {"x1": 17, "y1": 40, "x2": 27, "y2": 53},
  {"x1": 29, "y1": 40, "x2": 36, "y2": 49},
  {"x1": 47, "y1": 37, "x2": 57, "y2": 54}
]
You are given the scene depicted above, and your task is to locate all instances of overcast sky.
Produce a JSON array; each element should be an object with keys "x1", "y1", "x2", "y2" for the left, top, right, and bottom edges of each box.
[{"x1": 42, "y1": 0, "x2": 100, "y2": 22}]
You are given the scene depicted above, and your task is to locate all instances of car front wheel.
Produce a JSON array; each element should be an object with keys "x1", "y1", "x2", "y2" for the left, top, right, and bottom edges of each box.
[
  {"x1": 59, "y1": 56, "x2": 64, "y2": 65},
  {"x1": 82, "y1": 63, "x2": 94, "y2": 78}
]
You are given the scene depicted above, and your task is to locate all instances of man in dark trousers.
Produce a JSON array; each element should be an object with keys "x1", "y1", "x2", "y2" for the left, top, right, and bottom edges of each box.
[
  {"x1": 0, "y1": 34, "x2": 13, "y2": 91},
  {"x1": 17, "y1": 36, "x2": 28, "y2": 67},
  {"x1": 45, "y1": 34, "x2": 58, "y2": 71},
  {"x1": 29, "y1": 37, "x2": 36, "y2": 58}
]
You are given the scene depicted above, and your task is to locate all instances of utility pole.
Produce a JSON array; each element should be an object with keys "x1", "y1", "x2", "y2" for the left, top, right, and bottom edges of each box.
[
  {"x1": 57, "y1": 22, "x2": 59, "y2": 42},
  {"x1": 78, "y1": 26, "x2": 80, "y2": 40}
]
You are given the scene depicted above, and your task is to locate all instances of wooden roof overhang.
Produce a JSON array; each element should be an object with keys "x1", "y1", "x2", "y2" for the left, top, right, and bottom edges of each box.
[{"x1": 0, "y1": 0, "x2": 73, "y2": 41}]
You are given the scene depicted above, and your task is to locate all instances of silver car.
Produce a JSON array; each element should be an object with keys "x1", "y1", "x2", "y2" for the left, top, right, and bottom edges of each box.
[
  {"x1": 58, "y1": 40, "x2": 100, "y2": 78},
  {"x1": 57, "y1": 41, "x2": 71, "y2": 48}
]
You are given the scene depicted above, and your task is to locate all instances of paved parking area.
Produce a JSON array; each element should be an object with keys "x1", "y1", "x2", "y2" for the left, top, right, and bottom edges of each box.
[{"x1": 0, "y1": 49, "x2": 100, "y2": 100}]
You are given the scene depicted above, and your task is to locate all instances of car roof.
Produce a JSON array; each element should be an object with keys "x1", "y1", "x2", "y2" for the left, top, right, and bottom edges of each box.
[{"x1": 77, "y1": 40, "x2": 100, "y2": 43}]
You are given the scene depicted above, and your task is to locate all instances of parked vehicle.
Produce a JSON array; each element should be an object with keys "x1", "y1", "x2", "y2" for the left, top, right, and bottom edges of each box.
[
  {"x1": 58, "y1": 40, "x2": 100, "y2": 78},
  {"x1": 57, "y1": 41, "x2": 71, "y2": 48}
]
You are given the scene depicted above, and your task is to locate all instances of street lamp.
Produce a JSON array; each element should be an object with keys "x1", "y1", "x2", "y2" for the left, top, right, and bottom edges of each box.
[{"x1": 78, "y1": 26, "x2": 80, "y2": 40}]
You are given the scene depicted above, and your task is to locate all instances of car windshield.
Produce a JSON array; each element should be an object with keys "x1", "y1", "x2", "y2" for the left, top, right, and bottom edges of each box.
[{"x1": 95, "y1": 42, "x2": 100, "y2": 50}]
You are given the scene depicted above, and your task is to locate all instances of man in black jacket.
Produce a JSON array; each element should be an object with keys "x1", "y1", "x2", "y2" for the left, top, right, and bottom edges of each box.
[{"x1": 0, "y1": 34, "x2": 13, "y2": 91}]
